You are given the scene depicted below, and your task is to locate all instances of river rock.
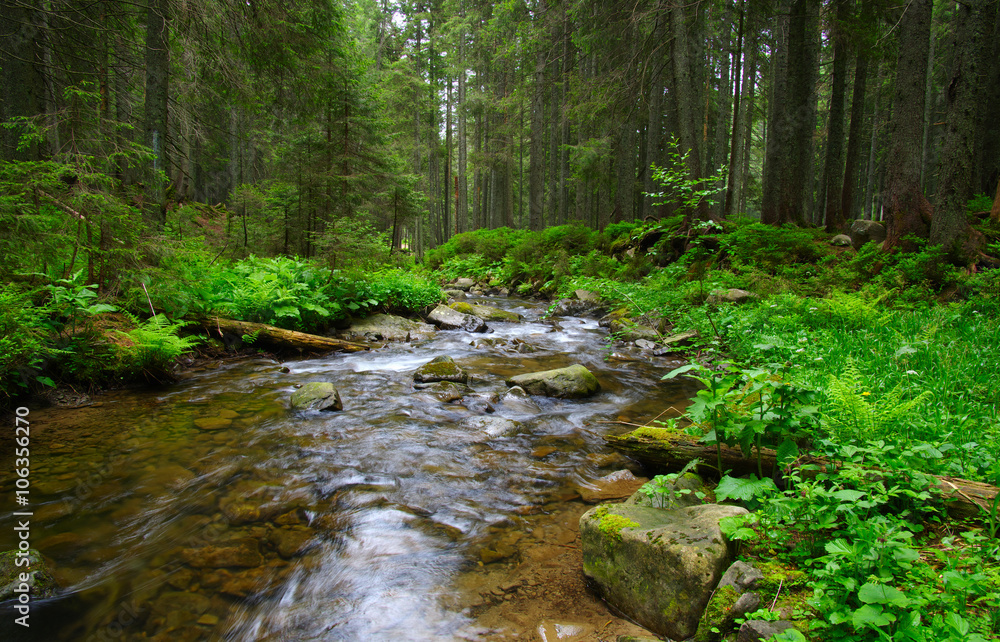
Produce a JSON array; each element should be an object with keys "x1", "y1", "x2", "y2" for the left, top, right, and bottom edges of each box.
[
  {"x1": 194, "y1": 416, "x2": 233, "y2": 431},
  {"x1": 414, "y1": 355, "x2": 469, "y2": 384},
  {"x1": 0, "y1": 549, "x2": 58, "y2": 601},
  {"x1": 415, "y1": 380, "x2": 471, "y2": 402},
  {"x1": 849, "y1": 219, "x2": 887, "y2": 250},
  {"x1": 551, "y1": 297, "x2": 607, "y2": 318},
  {"x1": 201, "y1": 566, "x2": 278, "y2": 598},
  {"x1": 269, "y1": 526, "x2": 315, "y2": 558},
  {"x1": 290, "y1": 382, "x2": 343, "y2": 411},
  {"x1": 737, "y1": 619, "x2": 797, "y2": 642},
  {"x1": 449, "y1": 301, "x2": 522, "y2": 323},
  {"x1": 707, "y1": 288, "x2": 757, "y2": 305},
  {"x1": 453, "y1": 278, "x2": 476, "y2": 291},
  {"x1": 580, "y1": 503, "x2": 748, "y2": 640},
  {"x1": 830, "y1": 233, "x2": 852, "y2": 246},
  {"x1": 150, "y1": 590, "x2": 211, "y2": 628},
  {"x1": 506, "y1": 364, "x2": 600, "y2": 398},
  {"x1": 499, "y1": 386, "x2": 542, "y2": 414},
  {"x1": 443, "y1": 289, "x2": 466, "y2": 299},
  {"x1": 179, "y1": 537, "x2": 264, "y2": 568},
  {"x1": 577, "y1": 470, "x2": 649, "y2": 504},
  {"x1": 339, "y1": 313, "x2": 436, "y2": 342},
  {"x1": 461, "y1": 416, "x2": 523, "y2": 441},
  {"x1": 612, "y1": 324, "x2": 660, "y2": 343},
  {"x1": 427, "y1": 304, "x2": 489, "y2": 332}
]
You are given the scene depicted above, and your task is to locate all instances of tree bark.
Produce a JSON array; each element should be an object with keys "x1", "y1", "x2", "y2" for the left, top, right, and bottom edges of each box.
[
  {"x1": 670, "y1": 2, "x2": 710, "y2": 222},
  {"x1": 841, "y1": 39, "x2": 869, "y2": 223},
  {"x1": 528, "y1": 32, "x2": 546, "y2": 231},
  {"x1": 193, "y1": 317, "x2": 370, "y2": 354},
  {"x1": 144, "y1": 0, "x2": 169, "y2": 229},
  {"x1": 883, "y1": 0, "x2": 933, "y2": 251},
  {"x1": 605, "y1": 429, "x2": 999, "y2": 518},
  {"x1": 822, "y1": 0, "x2": 851, "y2": 232},
  {"x1": 930, "y1": 0, "x2": 996, "y2": 262}
]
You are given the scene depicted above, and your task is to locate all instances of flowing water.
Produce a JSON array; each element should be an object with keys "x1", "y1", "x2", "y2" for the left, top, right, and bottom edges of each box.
[{"x1": 0, "y1": 297, "x2": 693, "y2": 641}]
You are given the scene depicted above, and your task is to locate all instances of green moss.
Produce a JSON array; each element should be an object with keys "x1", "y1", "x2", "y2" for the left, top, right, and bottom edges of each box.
[
  {"x1": 449, "y1": 301, "x2": 475, "y2": 315},
  {"x1": 631, "y1": 425, "x2": 681, "y2": 440},
  {"x1": 694, "y1": 584, "x2": 740, "y2": 642},
  {"x1": 594, "y1": 505, "x2": 639, "y2": 541}
]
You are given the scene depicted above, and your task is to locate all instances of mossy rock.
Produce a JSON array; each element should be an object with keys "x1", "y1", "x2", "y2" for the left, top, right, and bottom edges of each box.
[
  {"x1": 0, "y1": 549, "x2": 58, "y2": 600},
  {"x1": 414, "y1": 355, "x2": 469, "y2": 384},
  {"x1": 290, "y1": 382, "x2": 343, "y2": 411},
  {"x1": 506, "y1": 364, "x2": 600, "y2": 398},
  {"x1": 580, "y1": 503, "x2": 748, "y2": 640}
]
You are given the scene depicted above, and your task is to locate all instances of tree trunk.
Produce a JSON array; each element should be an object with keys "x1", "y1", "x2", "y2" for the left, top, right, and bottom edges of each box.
[
  {"x1": 144, "y1": 0, "x2": 169, "y2": 229},
  {"x1": 670, "y1": 3, "x2": 710, "y2": 222},
  {"x1": 192, "y1": 317, "x2": 369, "y2": 354},
  {"x1": 762, "y1": 0, "x2": 820, "y2": 226},
  {"x1": 841, "y1": 39, "x2": 869, "y2": 223},
  {"x1": 528, "y1": 37, "x2": 546, "y2": 231},
  {"x1": 605, "y1": 429, "x2": 998, "y2": 519},
  {"x1": 822, "y1": 0, "x2": 850, "y2": 232},
  {"x1": 930, "y1": 0, "x2": 995, "y2": 262},
  {"x1": 883, "y1": 0, "x2": 933, "y2": 251}
]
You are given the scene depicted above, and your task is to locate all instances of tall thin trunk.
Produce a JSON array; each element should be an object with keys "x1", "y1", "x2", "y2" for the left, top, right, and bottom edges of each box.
[
  {"x1": 841, "y1": 39, "x2": 870, "y2": 222},
  {"x1": 144, "y1": 0, "x2": 169, "y2": 229},
  {"x1": 822, "y1": 0, "x2": 851, "y2": 232}
]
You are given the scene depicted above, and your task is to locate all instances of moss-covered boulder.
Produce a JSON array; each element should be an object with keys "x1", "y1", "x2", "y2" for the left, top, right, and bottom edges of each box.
[
  {"x1": 0, "y1": 549, "x2": 58, "y2": 601},
  {"x1": 580, "y1": 503, "x2": 747, "y2": 640},
  {"x1": 339, "y1": 313, "x2": 436, "y2": 342},
  {"x1": 449, "y1": 301, "x2": 522, "y2": 323},
  {"x1": 414, "y1": 355, "x2": 469, "y2": 384},
  {"x1": 506, "y1": 364, "x2": 600, "y2": 398},
  {"x1": 427, "y1": 304, "x2": 489, "y2": 332},
  {"x1": 290, "y1": 382, "x2": 343, "y2": 411},
  {"x1": 694, "y1": 561, "x2": 765, "y2": 642}
]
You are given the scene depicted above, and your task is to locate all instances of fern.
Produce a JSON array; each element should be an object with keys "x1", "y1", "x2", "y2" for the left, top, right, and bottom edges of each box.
[
  {"x1": 824, "y1": 360, "x2": 932, "y2": 442},
  {"x1": 821, "y1": 290, "x2": 894, "y2": 330},
  {"x1": 116, "y1": 314, "x2": 200, "y2": 379}
]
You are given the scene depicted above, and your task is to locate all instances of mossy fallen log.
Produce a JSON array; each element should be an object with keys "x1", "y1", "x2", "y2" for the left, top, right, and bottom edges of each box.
[
  {"x1": 605, "y1": 427, "x2": 999, "y2": 519},
  {"x1": 193, "y1": 316, "x2": 370, "y2": 354}
]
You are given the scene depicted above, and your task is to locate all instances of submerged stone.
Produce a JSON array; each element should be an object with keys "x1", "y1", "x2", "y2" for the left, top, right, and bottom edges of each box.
[{"x1": 179, "y1": 537, "x2": 263, "y2": 568}]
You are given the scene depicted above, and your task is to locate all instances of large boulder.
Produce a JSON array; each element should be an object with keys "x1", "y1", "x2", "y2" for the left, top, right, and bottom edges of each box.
[
  {"x1": 453, "y1": 278, "x2": 476, "y2": 291},
  {"x1": 414, "y1": 355, "x2": 469, "y2": 384},
  {"x1": 849, "y1": 219, "x2": 887, "y2": 250},
  {"x1": 580, "y1": 503, "x2": 748, "y2": 640},
  {"x1": 506, "y1": 364, "x2": 600, "y2": 399},
  {"x1": 0, "y1": 549, "x2": 58, "y2": 601},
  {"x1": 339, "y1": 313, "x2": 436, "y2": 342},
  {"x1": 427, "y1": 304, "x2": 489, "y2": 333},
  {"x1": 830, "y1": 234, "x2": 852, "y2": 246},
  {"x1": 551, "y1": 297, "x2": 607, "y2": 318},
  {"x1": 290, "y1": 382, "x2": 343, "y2": 411},
  {"x1": 449, "y1": 301, "x2": 522, "y2": 323}
]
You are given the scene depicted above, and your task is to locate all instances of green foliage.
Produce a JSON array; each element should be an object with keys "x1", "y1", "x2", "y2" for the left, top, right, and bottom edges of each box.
[
  {"x1": 219, "y1": 256, "x2": 337, "y2": 330},
  {"x1": 824, "y1": 361, "x2": 933, "y2": 443},
  {"x1": 968, "y1": 194, "x2": 994, "y2": 213},
  {"x1": 0, "y1": 284, "x2": 53, "y2": 398},
  {"x1": 645, "y1": 136, "x2": 727, "y2": 216},
  {"x1": 114, "y1": 314, "x2": 201, "y2": 381},
  {"x1": 720, "y1": 222, "x2": 823, "y2": 272},
  {"x1": 638, "y1": 459, "x2": 705, "y2": 508},
  {"x1": 334, "y1": 269, "x2": 442, "y2": 315},
  {"x1": 44, "y1": 270, "x2": 118, "y2": 336}
]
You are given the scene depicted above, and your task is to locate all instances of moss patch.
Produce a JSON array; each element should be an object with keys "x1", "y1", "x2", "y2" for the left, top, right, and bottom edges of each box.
[{"x1": 594, "y1": 505, "x2": 639, "y2": 542}]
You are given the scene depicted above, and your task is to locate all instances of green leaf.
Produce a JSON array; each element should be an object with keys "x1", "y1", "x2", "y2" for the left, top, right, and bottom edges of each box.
[
  {"x1": 851, "y1": 604, "x2": 895, "y2": 628},
  {"x1": 776, "y1": 439, "x2": 799, "y2": 466},
  {"x1": 824, "y1": 539, "x2": 854, "y2": 556},
  {"x1": 832, "y1": 489, "x2": 866, "y2": 503},
  {"x1": 858, "y1": 583, "x2": 909, "y2": 607},
  {"x1": 715, "y1": 475, "x2": 777, "y2": 502},
  {"x1": 662, "y1": 363, "x2": 702, "y2": 381},
  {"x1": 895, "y1": 345, "x2": 918, "y2": 357}
]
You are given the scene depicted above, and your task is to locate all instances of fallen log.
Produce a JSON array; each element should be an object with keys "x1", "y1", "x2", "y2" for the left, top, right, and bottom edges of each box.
[
  {"x1": 192, "y1": 316, "x2": 370, "y2": 354},
  {"x1": 605, "y1": 427, "x2": 999, "y2": 519}
]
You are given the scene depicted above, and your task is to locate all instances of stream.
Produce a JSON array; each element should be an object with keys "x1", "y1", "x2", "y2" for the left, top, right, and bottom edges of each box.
[{"x1": 0, "y1": 296, "x2": 693, "y2": 641}]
